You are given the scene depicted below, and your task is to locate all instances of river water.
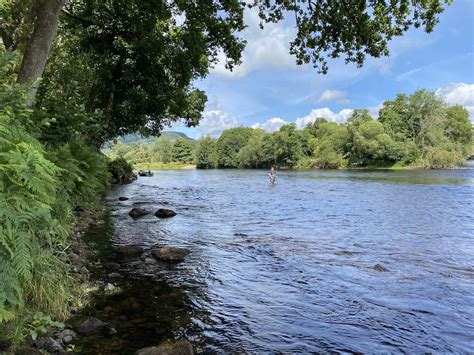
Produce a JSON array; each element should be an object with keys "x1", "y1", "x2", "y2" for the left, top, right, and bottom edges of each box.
[{"x1": 85, "y1": 164, "x2": 474, "y2": 353}]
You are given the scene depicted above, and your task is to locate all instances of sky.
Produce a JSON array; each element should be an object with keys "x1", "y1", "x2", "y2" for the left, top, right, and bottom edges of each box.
[{"x1": 167, "y1": 0, "x2": 474, "y2": 138}]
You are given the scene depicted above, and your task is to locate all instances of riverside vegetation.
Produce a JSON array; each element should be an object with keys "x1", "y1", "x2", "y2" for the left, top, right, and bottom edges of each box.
[
  {"x1": 108, "y1": 90, "x2": 473, "y2": 170},
  {"x1": 0, "y1": 0, "x2": 465, "y2": 352}
]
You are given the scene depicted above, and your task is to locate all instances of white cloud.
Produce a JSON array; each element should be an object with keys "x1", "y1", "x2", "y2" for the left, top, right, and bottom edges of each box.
[
  {"x1": 198, "y1": 110, "x2": 238, "y2": 136},
  {"x1": 436, "y1": 82, "x2": 474, "y2": 120},
  {"x1": 295, "y1": 108, "x2": 354, "y2": 128},
  {"x1": 252, "y1": 117, "x2": 289, "y2": 132},
  {"x1": 212, "y1": 9, "x2": 297, "y2": 78},
  {"x1": 317, "y1": 89, "x2": 346, "y2": 103}
]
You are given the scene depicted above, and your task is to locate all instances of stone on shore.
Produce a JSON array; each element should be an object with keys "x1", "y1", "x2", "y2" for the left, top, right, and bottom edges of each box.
[
  {"x1": 135, "y1": 340, "x2": 193, "y2": 355},
  {"x1": 154, "y1": 209, "x2": 177, "y2": 218},
  {"x1": 75, "y1": 317, "x2": 108, "y2": 335},
  {"x1": 151, "y1": 247, "x2": 189, "y2": 262},
  {"x1": 113, "y1": 245, "x2": 144, "y2": 256},
  {"x1": 34, "y1": 337, "x2": 65, "y2": 354},
  {"x1": 129, "y1": 208, "x2": 151, "y2": 218}
]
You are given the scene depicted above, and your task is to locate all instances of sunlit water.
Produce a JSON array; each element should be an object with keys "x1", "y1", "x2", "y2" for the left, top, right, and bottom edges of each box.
[{"x1": 95, "y1": 163, "x2": 473, "y2": 353}]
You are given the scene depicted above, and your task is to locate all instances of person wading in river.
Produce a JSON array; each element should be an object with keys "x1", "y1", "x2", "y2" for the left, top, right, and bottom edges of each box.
[{"x1": 268, "y1": 166, "x2": 276, "y2": 185}]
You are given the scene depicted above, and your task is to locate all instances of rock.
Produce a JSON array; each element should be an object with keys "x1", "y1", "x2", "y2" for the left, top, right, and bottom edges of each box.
[
  {"x1": 113, "y1": 245, "x2": 144, "y2": 256},
  {"x1": 135, "y1": 340, "x2": 193, "y2": 355},
  {"x1": 151, "y1": 247, "x2": 189, "y2": 262},
  {"x1": 119, "y1": 196, "x2": 129, "y2": 201},
  {"x1": 35, "y1": 337, "x2": 65, "y2": 353},
  {"x1": 104, "y1": 283, "x2": 116, "y2": 292},
  {"x1": 129, "y1": 208, "x2": 151, "y2": 218},
  {"x1": 154, "y1": 209, "x2": 177, "y2": 218},
  {"x1": 75, "y1": 317, "x2": 107, "y2": 335},
  {"x1": 105, "y1": 262, "x2": 121, "y2": 270},
  {"x1": 107, "y1": 327, "x2": 118, "y2": 335},
  {"x1": 108, "y1": 272, "x2": 122, "y2": 279},
  {"x1": 57, "y1": 329, "x2": 76, "y2": 344},
  {"x1": 373, "y1": 263, "x2": 388, "y2": 272}
]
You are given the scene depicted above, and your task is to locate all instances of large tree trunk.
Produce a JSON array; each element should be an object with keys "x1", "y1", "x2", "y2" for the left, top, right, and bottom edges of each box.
[{"x1": 17, "y1": 0, "x2": 65, "y2": 99}]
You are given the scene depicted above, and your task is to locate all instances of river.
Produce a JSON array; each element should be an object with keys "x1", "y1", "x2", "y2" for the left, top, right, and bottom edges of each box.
[{"x1": 80, "y1": 164, "x2": 474, "y2": 353}]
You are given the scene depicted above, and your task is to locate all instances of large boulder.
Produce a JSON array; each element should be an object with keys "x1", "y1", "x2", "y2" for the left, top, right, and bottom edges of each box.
[
  {"x1": 75, "y1": 317, "x2": 107, "y2": 335},
  {"x1": 129, "y1": 207, "x2": 151, "y2": 218},
  {"x1": 135, "y1": 340, "x2": 193, "y2": 355},
  {"x1": 113, "y1": 245, "x2": 144, "y2": 256},
  {"x1": 155, "y1": 209, "x2": 177, "y2": 218},
  {"x1": 151, "y1": 247, "x2": 189, "y2": 263}
]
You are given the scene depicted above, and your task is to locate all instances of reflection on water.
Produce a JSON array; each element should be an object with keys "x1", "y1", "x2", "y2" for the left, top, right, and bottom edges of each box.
[{"x1": 81, "y1": 166, "x2": 474, "y2": 353}]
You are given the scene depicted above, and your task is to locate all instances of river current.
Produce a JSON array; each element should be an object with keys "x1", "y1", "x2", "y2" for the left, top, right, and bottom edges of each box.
[{"x1": 95, "y1": 164, "x2": 473, "y2": 353}]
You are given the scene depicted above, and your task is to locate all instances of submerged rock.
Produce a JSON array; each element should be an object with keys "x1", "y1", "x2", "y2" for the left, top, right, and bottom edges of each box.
[
  {"x1": 154, "y1": 208, "x2": 177, "y2": 218},
  {"x1": 151, "y1": 247, "x2": 189, "y2": 262},
  {"x1": 373, "y1": 263, "x2": 388, "y2": 272},
  {"x1": 75, "y1": 317, "x2": 108, "y2": 335},
  {"x1": 135, "y1": 340, "x2": 193, "y2": 355},
  {"x1": 129, "y1": 208, "x2": 151, "y2": 218},
  {"x1": 119, "y1": 196, "x2": 129, "y2": 201},
  {"x1": 113, "y1": 245, "x2": 144, "y2": 256}
]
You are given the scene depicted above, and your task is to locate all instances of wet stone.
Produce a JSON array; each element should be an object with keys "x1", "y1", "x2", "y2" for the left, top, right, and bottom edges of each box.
[
  {"x1": 134, "y1": 340, "x2": 193, "y2": 355},
  {"x1": 119, "y1": 196, "x2": 129, "y2": 201},
  {"x1": 154, "y1": 208, "x2": 177, "y2": 218},
  {"x1": 75, "y1": 317, "x2": 108, "y2": 335},
  {"x1": 151, "y1": 247, "x2": 189, "y2": 262},
  {"x1": 129, "y1": 208, "x2": 151, "y2": 218},
  {"x1": 113, "y1": 245, "x2": 144, "y2": 256},
  {"x1": 373, "y1": 263, "x2": 388, "y2": 272}
]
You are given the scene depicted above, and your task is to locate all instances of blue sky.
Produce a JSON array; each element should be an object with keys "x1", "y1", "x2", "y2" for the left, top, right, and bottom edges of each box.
[{"x1": 169, "y1": 0, "x2": 474, "y2": 138}]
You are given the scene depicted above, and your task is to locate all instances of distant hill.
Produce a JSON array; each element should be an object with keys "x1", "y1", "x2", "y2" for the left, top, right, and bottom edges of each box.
[{"x1": 109, "y1": 131, "x2": 194, "y2": 145}]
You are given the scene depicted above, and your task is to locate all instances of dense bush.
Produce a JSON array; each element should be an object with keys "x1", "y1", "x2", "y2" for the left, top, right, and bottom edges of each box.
[
  {"x1": 0, "y1": 55, "x2": 110, "y2": 346},
  {"x1": 108, "y1": 157, "x2": 135, "y2": 184}
]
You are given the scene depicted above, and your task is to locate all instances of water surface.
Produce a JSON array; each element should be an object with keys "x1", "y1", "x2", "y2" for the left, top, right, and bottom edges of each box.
[{"x1": 97, "y1": 165, "x2": 474, "y2": 353}]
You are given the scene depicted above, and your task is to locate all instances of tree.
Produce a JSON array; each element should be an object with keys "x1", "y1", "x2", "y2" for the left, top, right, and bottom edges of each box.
[
  {"x1": 172, "y1": 138, "x2": 193, "y2": 164},
  {"x1": 311, "y1": 122, "x2": 349, "y2": 169},
  {"x1": 444, "y1": 106, "x2": 472, "y2": 148},
  {"x1": 194, "y1": 136, "x2": 218, "y2": 169},
  {"x1": 271, "y1": 124, "x2": 304, "y2": 168},
  {"x1": 153, "y1": 137, "x2": 174, "y2": 163},
  {"x1": 17, "y1": 0, "x2": 65, "y2": 100},
  {"x1": 216, "y1": 127, "x2": 254, "y2": 168},
  {"x1": 237, "y1": 129, "x2": 271, "y2": 168}
]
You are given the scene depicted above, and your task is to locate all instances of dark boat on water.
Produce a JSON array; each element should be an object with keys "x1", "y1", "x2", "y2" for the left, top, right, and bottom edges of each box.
[{"x1": 138, "y1": 170, "x2": 153, "y2": 177}]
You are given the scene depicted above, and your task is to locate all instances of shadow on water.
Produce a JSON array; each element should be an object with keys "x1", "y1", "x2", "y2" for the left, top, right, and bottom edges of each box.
[{"x1": 72, "y1": 216, "x2": 209, "y2": 354}]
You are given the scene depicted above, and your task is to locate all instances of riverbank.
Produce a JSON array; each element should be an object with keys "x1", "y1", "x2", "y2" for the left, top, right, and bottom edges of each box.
[{"x1": 134, "y1": 163, "x2": 195, "y2": 170}]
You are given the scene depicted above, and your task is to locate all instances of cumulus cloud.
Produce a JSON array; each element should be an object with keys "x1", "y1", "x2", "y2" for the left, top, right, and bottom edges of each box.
[
  {"x1": 198, "y1": 110, "x2": 238, "y2": 136},
  {"x1": 436, "y1": 83, "x2": 474, "y2": 120},
  {"x1": 212, "y1": 9, "x2": 297, "y2": 78},
  {"x1": 295, "y1": 108, "x2": 354, "y2": 128},
  {"x1": 251, "y1": 117, "x2": 289, "y2": 132}
]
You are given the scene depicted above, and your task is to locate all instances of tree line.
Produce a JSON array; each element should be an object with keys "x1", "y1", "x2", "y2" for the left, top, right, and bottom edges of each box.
[{"x1": 109, "y1": 90, "x2": 473, "y2": 170}]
